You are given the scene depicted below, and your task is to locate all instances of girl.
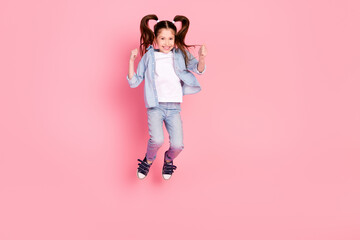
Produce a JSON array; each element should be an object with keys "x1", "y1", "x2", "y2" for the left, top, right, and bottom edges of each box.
[{"x1": 127, "y1": 14, "x2": 207, "y2": 180}]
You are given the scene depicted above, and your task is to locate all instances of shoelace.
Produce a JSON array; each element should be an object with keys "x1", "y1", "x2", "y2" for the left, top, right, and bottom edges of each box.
[
  {"x1": 137, "y1": 159, "x2": 151, "y2": 174},
  {"x1": 163, "y1": 162, "x2": 177, "y2": 174}
]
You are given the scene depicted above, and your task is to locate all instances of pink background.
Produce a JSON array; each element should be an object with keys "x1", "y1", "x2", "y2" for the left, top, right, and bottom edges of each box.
[{"x1": 1, "y1": 0, "x2": 360, "y2": 239}]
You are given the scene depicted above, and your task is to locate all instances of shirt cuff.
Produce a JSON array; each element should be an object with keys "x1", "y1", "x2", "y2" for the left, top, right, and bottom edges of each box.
[
  {"x1": 196, "y1": 64, "x2": 206, "y2": 75},
  {"x1": 127, "y1": 74, "x2": 136, "y2": 83},
  {"x1": 127, "y1": 75, "x2": 137, "y2": 87}
]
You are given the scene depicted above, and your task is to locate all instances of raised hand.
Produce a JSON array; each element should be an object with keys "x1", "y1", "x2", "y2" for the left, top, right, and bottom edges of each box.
[
  {"x1": 130, "y1": 48, "x2": 138, "y2": 61},
  {"x1": 198, "y1": 45, "x2": 207, "y2": 58},
  {"x1": 128, "y1": 48, "x2": 138, "y2": 79}
]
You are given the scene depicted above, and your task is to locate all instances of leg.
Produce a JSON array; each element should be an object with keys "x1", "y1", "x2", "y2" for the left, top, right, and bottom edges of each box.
[
  {"x1": 145, "y1": 107, "x2": 164, "y2": 162},
  {"x1": 164, "y1": 109, "x2": 184, "y2": 162}
]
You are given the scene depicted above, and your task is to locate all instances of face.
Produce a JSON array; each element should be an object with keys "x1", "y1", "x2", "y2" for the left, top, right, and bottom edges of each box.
[{"x1": 155, "y1": 28, "x2": 175, "y2": 53}]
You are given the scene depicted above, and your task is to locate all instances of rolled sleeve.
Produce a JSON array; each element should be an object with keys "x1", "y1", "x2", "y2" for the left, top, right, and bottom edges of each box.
[
  {"x1": 127, "y1": 74, "x2": 139, "y2": 87},
  {"x1": 186, "y1": 51, "x2": 206, "y2": 75},
  {"x1": 127, "y1": 54, "x2": 147, "y2": 88},
  {"x1": 195, "y1": 64, "x2": 206, "y2": 74}
]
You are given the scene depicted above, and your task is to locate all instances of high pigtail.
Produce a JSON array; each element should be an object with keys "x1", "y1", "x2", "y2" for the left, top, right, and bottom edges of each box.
[
  {"x1": 140, "y1": 14, "x2": 158, "y2": 56},
  {"x1": 173, "y1": 15, "x2": 194, "y2": 67}
]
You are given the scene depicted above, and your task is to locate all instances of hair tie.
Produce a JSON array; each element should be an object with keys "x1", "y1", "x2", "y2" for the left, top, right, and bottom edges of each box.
[{"x1": 156, "y1": 20, "x2": 175, "y2": 24}]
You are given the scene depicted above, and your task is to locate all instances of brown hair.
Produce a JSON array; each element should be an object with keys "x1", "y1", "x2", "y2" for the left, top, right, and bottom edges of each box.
[{"x1": 139, "y1": 14, "x2": 195, "y2": 67}]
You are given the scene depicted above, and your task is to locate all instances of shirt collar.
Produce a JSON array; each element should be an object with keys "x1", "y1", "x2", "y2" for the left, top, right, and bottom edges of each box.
[{"x1": 147, "y1": 45, "x2": 176, "y2": 52}]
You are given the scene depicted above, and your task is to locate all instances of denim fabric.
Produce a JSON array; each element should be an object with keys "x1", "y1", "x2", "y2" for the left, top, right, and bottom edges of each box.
[
  {"x1": 145, "y1": 102, "x2": 184, "y2": 162},
  {"x1": 127, "y1": 45, "x2": 206, "y2": 108}
]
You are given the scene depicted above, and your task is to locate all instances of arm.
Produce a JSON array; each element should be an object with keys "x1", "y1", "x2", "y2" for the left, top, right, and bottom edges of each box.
[
  {"x1": 128, "y1": 48, "x2": 137, "y2": 80},
  {"x1": 197, "y1": 45, "x2": 207, "y2": 73},
  {"x1": 186, "y1": 45, "x2": 207, "y2": 74},
  {"x1": 127, "y1": 48, "x2": 146, "y2": 88},
  {"x1": 128, "y1": 60, "x2": 135, "y2": 80},
  {"x1": 197, "y1": 56, "x2": 206, "y2": 73}
]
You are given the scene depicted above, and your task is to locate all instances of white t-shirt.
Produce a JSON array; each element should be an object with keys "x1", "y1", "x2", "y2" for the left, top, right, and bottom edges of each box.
[{"x1": 154, "y1": 51, "x2": 183, "y2": 103}]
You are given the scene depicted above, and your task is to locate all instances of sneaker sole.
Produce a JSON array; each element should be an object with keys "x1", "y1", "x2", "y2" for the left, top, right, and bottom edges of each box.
[
  {"x1": 162, "y1": 174, "x2": 172, "y2": 180},
  {"x1": 137, "y1": 171, "x2": 146, "y2": 179}
]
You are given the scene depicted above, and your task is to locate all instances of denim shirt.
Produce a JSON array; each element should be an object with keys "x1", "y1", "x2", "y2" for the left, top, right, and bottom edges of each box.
[{"x1": 127, "y1": 45, "x2": 206, "y2": 108}]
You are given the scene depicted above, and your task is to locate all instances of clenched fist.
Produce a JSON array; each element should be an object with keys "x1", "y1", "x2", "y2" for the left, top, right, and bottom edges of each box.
[
  {"x1": 198, "y1": 45, "x2": 207, "y2": 58},
  {"x1": 130, "y1": 48, "x2": 138, "y2": 62}
]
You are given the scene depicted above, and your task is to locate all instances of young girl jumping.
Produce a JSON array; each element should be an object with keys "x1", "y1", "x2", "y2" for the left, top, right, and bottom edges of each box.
[{"x1": 127, "y1": 14, "x2": 207, "y2": 180}]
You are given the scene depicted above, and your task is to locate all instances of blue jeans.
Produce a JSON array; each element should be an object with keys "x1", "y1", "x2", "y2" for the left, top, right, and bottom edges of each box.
[{"x1": 146, "y1": 102, "x2": 184, "y2": 162}]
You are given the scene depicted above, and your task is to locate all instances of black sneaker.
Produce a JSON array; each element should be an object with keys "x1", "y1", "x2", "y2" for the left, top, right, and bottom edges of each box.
[
  {"x1": 162, "y1": 159, "x2": 177, "y2": 180},
  {"x1": 137, "y1": 157, "x2": 152, "y2": 179}
]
